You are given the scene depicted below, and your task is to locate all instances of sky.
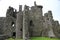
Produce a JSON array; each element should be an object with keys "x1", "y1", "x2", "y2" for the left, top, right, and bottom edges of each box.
[{"x1": 0, "y1": 0, "x2": 60, "y2": 23}]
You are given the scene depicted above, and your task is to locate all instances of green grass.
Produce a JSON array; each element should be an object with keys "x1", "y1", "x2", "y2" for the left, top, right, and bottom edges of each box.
[
  {"x1": 31, "y1": 37, "x2": 60, "y2": 40},
  {"x1": 7, "y1": 37, "x2": 60, "y2": 40}
]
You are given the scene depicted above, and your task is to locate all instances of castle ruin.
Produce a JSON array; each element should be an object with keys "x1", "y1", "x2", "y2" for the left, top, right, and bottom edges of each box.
[{"x1": 0, "y1": 1, "x2": 60, "y2": 40}]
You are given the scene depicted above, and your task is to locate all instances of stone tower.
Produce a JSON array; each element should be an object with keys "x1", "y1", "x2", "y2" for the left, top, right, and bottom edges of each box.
[
  {"x1": 30, "y1": 2, "x2": 43, "y2": 37},
  {"x1": 23, "y1": 5, "x2": 30, "y2": 40},
  {"x1": 16, "y1": 5, "x2": 23, "y2": 38}
]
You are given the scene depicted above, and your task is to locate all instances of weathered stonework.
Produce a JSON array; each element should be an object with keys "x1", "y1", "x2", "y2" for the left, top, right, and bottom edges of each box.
[
  {"x1": 16, "y1": 5, "x2": 23, "y2": 38},
  {"x1": 0, "y1": 1, "x2": 60, "y2": 40}
]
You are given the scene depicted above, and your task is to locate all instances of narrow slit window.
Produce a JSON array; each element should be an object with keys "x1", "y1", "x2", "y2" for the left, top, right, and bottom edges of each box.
[{"x1": 30, "y1": 20, "x2": 33, "y2": 26}]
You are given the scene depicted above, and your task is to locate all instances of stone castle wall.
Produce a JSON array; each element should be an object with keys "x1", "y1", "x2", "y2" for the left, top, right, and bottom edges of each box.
[{"x1": 0, "y1": 1, "x2": 60, "y2": 39}]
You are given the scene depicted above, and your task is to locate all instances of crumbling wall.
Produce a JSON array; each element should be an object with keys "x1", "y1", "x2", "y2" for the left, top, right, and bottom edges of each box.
[
  {"x1": 4, "y1": 6, "x2": 17, "y2": 38},
  {"x1": 29, "y1": 2, "x2": 43, "y2": 37},
  {"x1": 53, "y1": 21, "x2": 60, "y2": 38},
  {"x1": 0, "y1": 17, "x2": 6, "y2": 34},
  {"x1": 43, "y1": 11, "x2": 55, "y2": 37}
]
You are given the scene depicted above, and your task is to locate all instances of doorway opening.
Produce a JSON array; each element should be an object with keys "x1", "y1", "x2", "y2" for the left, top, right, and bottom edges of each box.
[
  {"x1": 30, "y1": 20, "x2": 33, "y2": 26},
  {"x1": 12, "y1": 32, "x2": 16, "y2": 38}
]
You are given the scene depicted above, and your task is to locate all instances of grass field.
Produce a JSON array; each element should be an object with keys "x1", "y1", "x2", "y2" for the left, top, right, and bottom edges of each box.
[
  {"x1": 31, "y1": 37, "x2": 60, "y2": 40},
  {"x1": 7, "y1": 37, "x2": 60, "y2": 40}
]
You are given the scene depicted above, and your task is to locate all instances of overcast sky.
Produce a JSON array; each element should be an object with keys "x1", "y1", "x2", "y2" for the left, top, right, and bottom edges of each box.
[{"x1": 0, "y1": 0, "x2": 60, "y2": 23}]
